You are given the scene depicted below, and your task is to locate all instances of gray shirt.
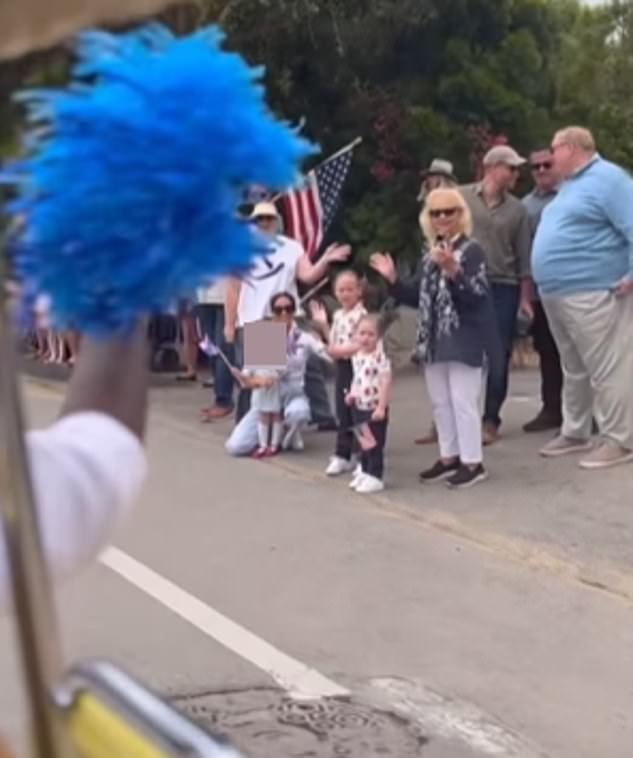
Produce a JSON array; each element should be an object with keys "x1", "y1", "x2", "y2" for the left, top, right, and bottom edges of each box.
[
  {"x1": 460, "y1": 183, "x2": 532, "y2": 285},
  {"x1": 522, "y1": 187, "x2": 557, "y2": 240}
]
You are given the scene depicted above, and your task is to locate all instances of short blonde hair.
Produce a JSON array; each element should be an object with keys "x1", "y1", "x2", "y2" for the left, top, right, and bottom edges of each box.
[
  {"x1": 420, "y1": 188, "x2": 473, "y2": 244},
  {"x1": 555, "y1": 126, "x2": 596, "y2": 154}
]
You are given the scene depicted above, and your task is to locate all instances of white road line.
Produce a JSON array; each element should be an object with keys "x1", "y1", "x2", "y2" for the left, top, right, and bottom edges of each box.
[
  {"x1": 100, "y1": 547, "x2": 350, "y2": 701},
  {"x1": 100, "y1": 549, "x2": 542, "y2": 756}
]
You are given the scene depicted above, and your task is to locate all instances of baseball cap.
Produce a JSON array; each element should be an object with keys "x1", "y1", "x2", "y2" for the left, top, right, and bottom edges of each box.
[
  {"x1": 250, "y1": 201, "x2": 280, "y2": 220},
  {"x1": 483, "y1": 145, "x2": 527, "y2": 168}
]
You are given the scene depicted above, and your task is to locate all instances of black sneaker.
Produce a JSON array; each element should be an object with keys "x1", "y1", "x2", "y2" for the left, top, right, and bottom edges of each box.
[
  {"x1": 446, "y1": 464, "x2": 488, "y2": 489},
  {"x1": 522, "y1": 411, "x2": 562, "y2": 433},
  {"x1": 419, "y1": 459, "x2": 459, "y2": 483}
]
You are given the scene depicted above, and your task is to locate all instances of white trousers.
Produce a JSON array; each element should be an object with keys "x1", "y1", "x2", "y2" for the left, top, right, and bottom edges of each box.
[
  {"x1": 542, "y1": 291, "x2": 633, "y2": 449},
  {"x1": 425, "y1": 362, "x2": 484, "y2": 464}
]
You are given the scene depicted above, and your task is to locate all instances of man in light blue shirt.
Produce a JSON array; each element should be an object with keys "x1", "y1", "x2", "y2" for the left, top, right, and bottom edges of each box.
[{"x1": 532, "y1": 126, "x2": 633, "y2": 469}]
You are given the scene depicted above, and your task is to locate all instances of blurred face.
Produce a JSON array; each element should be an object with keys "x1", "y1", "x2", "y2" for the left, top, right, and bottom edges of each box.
[
  {"x1": 255, "y1": 215, "x2": 279, "y2": 237},
  {"x1": 490, "y1": 162, "x2": 520, "y2": 191},
  {"x1": 529, "y1": 149, "x2": 556, "y2": 192},
  {"x1": 427, "y1": 191, "x2": 464, "y2": 239},
  {"x1": 334, "y1": 273, "x2": 362, "y2": 310},
  {"x1": 550, "y1": 134, "x2": 575, "y2": 180},
  {"x1": 425, "y1": 174, "x2": 444, "y2": 192},
  {"x1": 356, "y1": 318, "x2": 379, "y2": 352},
  {"x1": 271, "y1": 296, "x2": 295, "y2": 329}
]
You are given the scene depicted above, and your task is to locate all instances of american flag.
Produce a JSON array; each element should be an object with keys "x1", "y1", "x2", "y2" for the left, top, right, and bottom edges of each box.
[{"x1": 279, "y1": 139, "x2": 359, "y2": 259}]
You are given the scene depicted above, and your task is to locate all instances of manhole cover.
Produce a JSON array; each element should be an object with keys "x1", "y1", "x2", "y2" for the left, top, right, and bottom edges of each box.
[{"x1": 171, "y1": 686, "x2": 428, "y2": 757}]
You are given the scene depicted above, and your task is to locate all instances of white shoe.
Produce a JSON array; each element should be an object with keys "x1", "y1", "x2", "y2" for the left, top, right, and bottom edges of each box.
[
  {"x1": 325, "y1": 456, "x2": 356, "y2": 476},
  {"x1": 282, "y1": 426, "x2": 304, "y2": 452},
  {"x1": 349, "y1": 466, "x2": 365, "y2": 489},
  {"x1": 290, "y1": 430, "x2": 304, "y2": 452},
  {"x1": 355, "y1": 475, "x2": 385, "y2": 494}
]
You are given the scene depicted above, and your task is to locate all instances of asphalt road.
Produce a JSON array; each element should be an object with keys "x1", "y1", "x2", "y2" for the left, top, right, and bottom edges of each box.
[{"x1": 1, "y1": 378, "x2": 632, "y2": 757}]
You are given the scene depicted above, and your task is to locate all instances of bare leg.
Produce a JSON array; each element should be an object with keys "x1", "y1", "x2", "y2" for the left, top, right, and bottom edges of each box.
[
  {"x1": 255, "y1": 412, "x2": 272, "y2": 455},
  {"x1": 177, "y1": 313, "x2": 198, "y2": 380},
  {"x1": 35, "y1": 327, "x2": 47, "y2": 359},
  {"x1": 65, "y1": 329, "x2": 80, "y2": 365}
]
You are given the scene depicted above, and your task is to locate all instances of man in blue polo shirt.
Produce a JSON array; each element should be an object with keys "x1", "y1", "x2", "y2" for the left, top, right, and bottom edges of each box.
[{"x1": 532, "y1": 126, "x2": 633, "y2": 469}]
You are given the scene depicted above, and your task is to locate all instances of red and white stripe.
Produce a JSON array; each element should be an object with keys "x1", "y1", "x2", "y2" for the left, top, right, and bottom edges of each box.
[{"x1": 280, "y1": 172, "x2": 324, "y2": 260}]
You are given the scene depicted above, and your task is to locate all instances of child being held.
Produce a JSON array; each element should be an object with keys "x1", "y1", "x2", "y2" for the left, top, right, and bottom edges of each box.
[{"x1": 232, "y1": 366, "x2": 284, "y2": 458}]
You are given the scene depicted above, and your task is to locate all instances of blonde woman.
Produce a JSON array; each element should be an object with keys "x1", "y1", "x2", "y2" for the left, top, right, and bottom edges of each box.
[{"x1": 371, "y1": 188, "x2": 499, "y2": 489}]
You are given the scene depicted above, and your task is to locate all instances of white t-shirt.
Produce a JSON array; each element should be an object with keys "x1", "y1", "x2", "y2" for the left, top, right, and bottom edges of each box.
[
  {"x1": 196, "y1": 279, "x2": 225, "y2": 305},
  {"x1": 0, "y1": 412, "x2": 147, "y2": 612},
  {"x1": 237, "y1": 235, "x2": 304, "y2": 326}
]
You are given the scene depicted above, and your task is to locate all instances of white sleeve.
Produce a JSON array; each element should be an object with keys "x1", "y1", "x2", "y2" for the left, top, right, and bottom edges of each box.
[{"x1": 0, "y1": 412, "x2": 147, "y2": 612}]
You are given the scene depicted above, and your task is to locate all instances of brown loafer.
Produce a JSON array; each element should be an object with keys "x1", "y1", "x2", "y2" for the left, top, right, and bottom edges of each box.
[
  {"x1": 415, "y1": 426, "x2": 438, "y2": 445},
  {"x1": 200, "y1": 405, "x2": 233, "y2": 422}
]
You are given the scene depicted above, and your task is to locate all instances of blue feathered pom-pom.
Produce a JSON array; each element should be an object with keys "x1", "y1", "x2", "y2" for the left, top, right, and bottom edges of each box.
[{"x1": 1, "y1": 24, "x2": 317, "y2": 336}]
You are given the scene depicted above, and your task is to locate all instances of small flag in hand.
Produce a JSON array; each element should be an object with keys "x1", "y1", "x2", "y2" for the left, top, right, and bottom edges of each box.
[
  {"x1": 199, "y1": 336, "x2": 220, "y2": 358},
  {"x1": 199, "y1": 336, "x2": 235, "y2": 374},
  {"x1": 279, "y1": 140, "x2": 358, "y2": 260},
  {"x1": 353, "y1": 422, "x2": 377, "y2": 451}
]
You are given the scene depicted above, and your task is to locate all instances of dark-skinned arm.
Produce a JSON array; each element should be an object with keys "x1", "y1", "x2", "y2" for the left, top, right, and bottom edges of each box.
[{"x1": 59, "y1": 321, "x2": 149, "y2": 442}]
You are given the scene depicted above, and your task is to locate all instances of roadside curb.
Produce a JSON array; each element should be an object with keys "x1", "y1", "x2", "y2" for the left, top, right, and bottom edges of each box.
[{"x1": 25, "y1": 375, "x2": 633, "y2": 608}]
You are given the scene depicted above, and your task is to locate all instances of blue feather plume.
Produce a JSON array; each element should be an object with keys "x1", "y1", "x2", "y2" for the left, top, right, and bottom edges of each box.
[{"x1": 1, "y1": 24, "x2": 317, "y2": 336}]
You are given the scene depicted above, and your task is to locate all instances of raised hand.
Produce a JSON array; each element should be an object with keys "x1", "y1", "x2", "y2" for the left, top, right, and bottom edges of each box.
[
  {"x1": 308, "y1": 299, "x2": 329, "y2": 325},
  {"x1": 369, "y1": 252, "x2": 396, "y2": 284},
  {"x1": 323, "y1": 243, "x2": 352, "y2": 265}
]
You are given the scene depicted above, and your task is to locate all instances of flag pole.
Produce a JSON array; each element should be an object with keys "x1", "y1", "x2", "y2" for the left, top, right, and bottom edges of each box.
[
  {"x1": 299, "y1": 277, "x2": 330, "y2": 305},
  {"x1": 319, "y1": 136, "x2": 363, "y2": 166}
]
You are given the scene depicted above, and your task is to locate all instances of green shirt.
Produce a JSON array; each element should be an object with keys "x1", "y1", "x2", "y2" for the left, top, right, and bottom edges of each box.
[{"x1": 460, "y1": 183, "x2": 532, "y2": 285}]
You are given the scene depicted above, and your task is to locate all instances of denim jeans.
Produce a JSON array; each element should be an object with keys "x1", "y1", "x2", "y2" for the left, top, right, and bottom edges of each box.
[
  {"x1": 484, "y1": 283, "x2": 519, "y2": 429},
  {"x1": 304, "y1": 353, "x2": 335, "y2": 425},
  {"x1": 233, "y1": 328, "x2": 252, "y2": 423},
  {"x1": 195, "y1": 304, "x2": 234, "y2": 409}
]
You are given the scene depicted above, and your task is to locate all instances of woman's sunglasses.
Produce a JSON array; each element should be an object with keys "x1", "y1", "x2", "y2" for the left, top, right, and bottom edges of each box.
[
  {"x1": 429, "y1": 207, "x2": 460, "y2": 219},
  {"x1": 272, "y1": 304, "x2": 295, "y2": 315}
]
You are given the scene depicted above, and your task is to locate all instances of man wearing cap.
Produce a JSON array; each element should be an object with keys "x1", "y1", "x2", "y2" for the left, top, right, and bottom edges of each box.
[
  {"x1": 522, "y1": 148, "x2": 562, "y2": 433},
  {"x1": 224, "y1": 201, "x2": 351, "y2": 425},
  {"x1": 461, "y1": 145, "x2": 532, "y2": 445},
  {"x1": 417, "y1": 158, "x2": 458, "y2": 203}
]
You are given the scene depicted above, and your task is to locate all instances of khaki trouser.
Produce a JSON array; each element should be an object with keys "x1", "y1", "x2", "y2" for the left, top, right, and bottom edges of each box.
[{"x1": 542, "y1": 291, "x2": 633, "y2": 449}]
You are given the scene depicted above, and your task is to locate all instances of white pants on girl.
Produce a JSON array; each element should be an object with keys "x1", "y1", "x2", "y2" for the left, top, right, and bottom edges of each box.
[{"x1": 425, "y1": 362, "x2": 483, "y2": 465}]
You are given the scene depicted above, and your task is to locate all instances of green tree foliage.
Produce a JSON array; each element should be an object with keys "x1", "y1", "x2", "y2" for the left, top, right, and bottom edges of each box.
[{"x1": 1, "y1": 0, "x2": 631, "y2": 260}]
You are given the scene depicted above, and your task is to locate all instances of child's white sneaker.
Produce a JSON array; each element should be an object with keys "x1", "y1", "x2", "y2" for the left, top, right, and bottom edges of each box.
[
  {"x1": 355, "y1": 475, "x2": 385, "y2": 494},
  {"x1": 325, "y1": 456, "x2": 356, "y2": 476}
]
